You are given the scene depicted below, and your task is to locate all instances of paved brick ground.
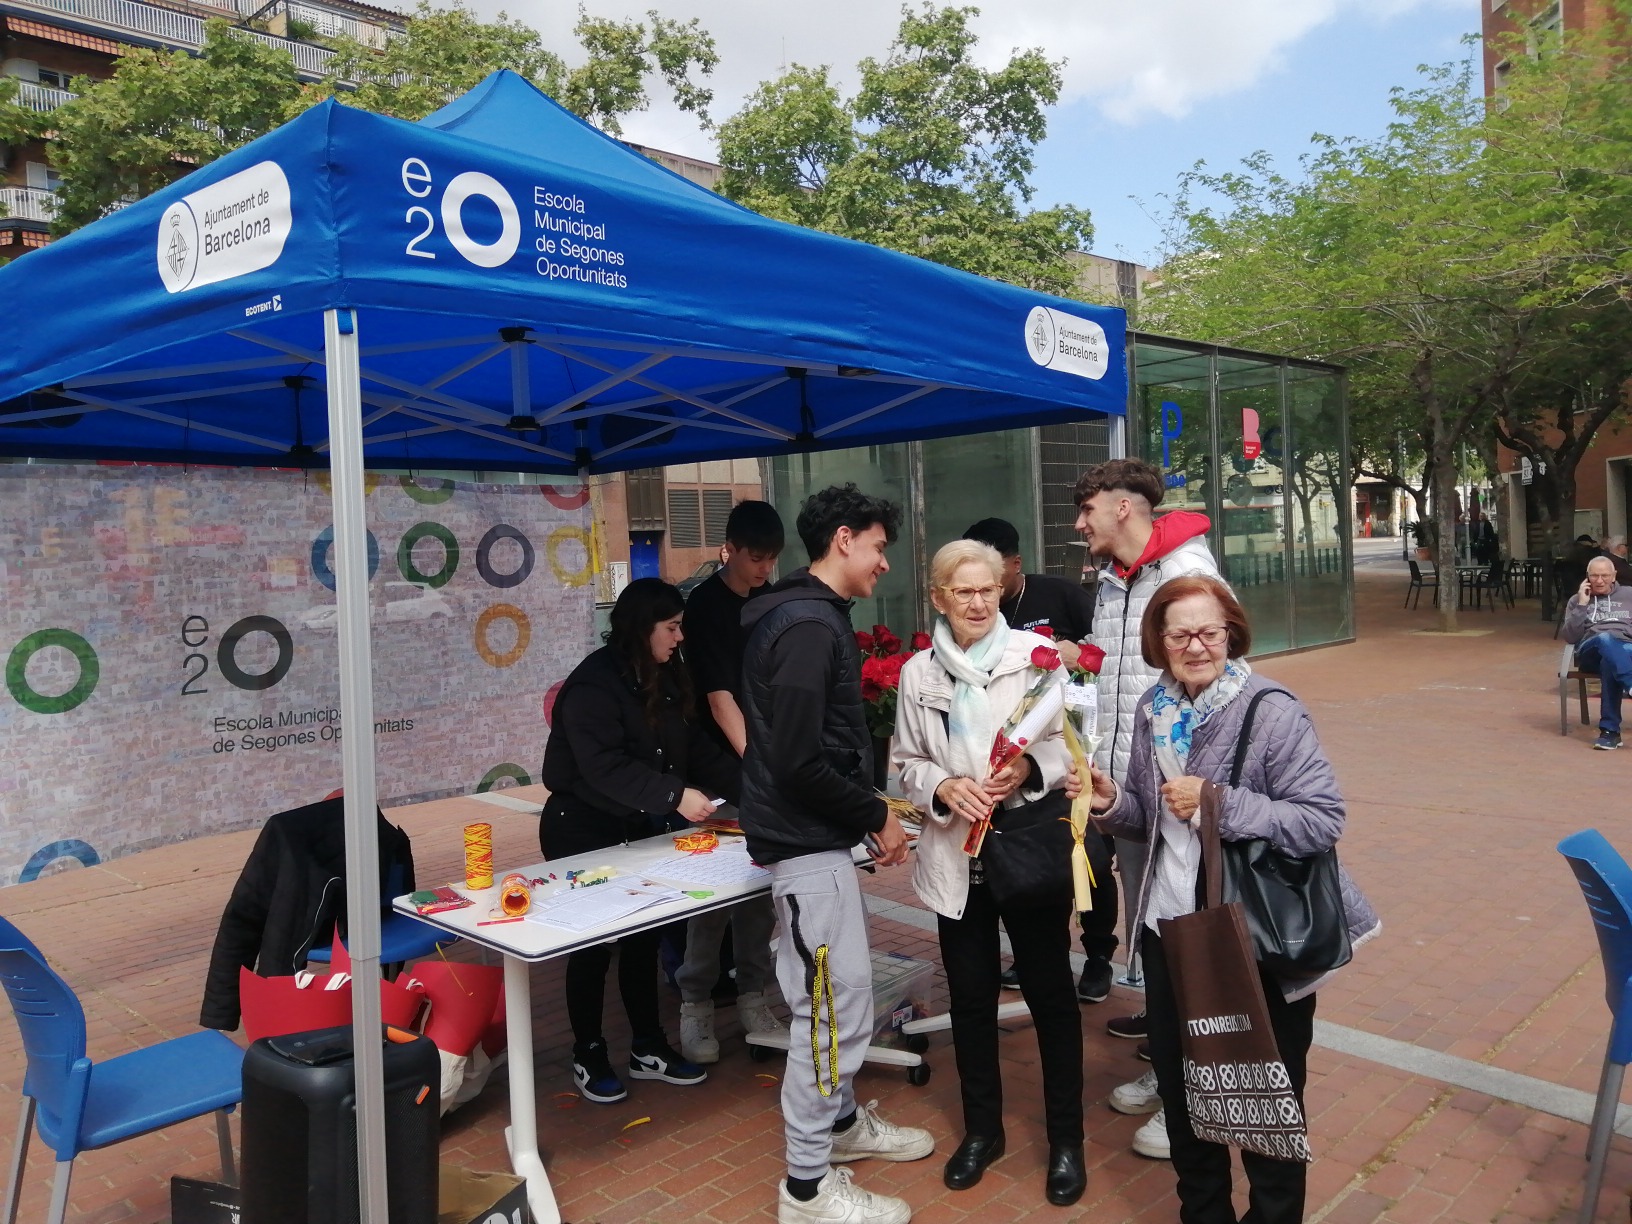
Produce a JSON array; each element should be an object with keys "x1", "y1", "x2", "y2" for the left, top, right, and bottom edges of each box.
[{"x1": 1, "y1": 568, "x2": 1628, "y2": 1222}]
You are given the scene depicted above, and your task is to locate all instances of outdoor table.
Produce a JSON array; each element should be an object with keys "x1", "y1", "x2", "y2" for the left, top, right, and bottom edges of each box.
[{"x1": 395, "y1": 830, "x2": 879, "y2": 1224}]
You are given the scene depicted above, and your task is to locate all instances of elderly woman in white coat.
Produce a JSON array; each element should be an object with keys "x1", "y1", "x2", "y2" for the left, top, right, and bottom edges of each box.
[{"x1": 893, "y1": 538, "x2": 1088, "y2": 1208}]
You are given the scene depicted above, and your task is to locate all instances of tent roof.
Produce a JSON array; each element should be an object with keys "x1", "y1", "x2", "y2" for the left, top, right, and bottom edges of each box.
[{"x1": 0, "y1": 71, "x2": 1126, "y2": 474}]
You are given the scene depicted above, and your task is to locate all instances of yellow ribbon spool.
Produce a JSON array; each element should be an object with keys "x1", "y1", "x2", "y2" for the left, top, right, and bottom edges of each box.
[
  {"x1": 463, "y1": 823, "x2": 493, "y2": 890},
  {"x1": 498, "y1": 873, "x2": 532, "y2": 916}
]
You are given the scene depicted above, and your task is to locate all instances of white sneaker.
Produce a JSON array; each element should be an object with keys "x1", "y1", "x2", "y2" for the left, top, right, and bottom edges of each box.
[
  {"x1": 1132, "y1": 1108, "x2": 1171, "y2": 1160},
  {"x1": 738, "y1": 990, "x2": 787, "y2": 1036},
  {"x1": 827, "y1": 1099, "x2": 935, "y2": 1164},
  {"x1": 777, "y1": 1167, "x2": 912, "y2": 1224},
  {"x1": 679, "y1": 1001, "x2": 719, "y2": 1064},
  {"x1": 1110, "y1": 1069, "x2": 1162, "y2": 1116}
]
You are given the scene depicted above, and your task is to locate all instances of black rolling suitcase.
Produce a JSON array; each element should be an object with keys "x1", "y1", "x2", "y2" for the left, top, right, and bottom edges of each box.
[{"x1": 241, "y1": 1025, "x2": 440, "y2": 1224}]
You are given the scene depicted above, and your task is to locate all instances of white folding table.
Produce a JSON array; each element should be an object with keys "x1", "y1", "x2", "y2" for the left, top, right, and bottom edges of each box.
[{"x1": 394, "y1": 831, "x2": 896, "y2": 1224}]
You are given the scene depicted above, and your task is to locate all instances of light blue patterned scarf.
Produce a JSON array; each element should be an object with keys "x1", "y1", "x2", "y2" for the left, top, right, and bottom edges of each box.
[
  {"x1": 1150, "y1": 659, "x2": 1253, "y2": 785},
  {"x1": 931, "y1": 614, "x2": 1011, "y2": 781}
]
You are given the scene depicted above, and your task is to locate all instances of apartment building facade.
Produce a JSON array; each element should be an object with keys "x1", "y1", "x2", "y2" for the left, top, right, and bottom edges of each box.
[{"x1": 0, "y1": 0, "x2": 403, "y2": 256}]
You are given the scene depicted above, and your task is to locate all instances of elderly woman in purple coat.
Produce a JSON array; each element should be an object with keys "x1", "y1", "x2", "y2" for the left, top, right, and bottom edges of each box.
[{"x1": 1087, "y1": 574, "x2": 1378, "y2": 1224}]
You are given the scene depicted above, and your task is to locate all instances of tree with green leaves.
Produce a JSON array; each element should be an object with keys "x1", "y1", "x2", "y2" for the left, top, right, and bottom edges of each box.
[
  {"x1": 323, "y1": 1, "x2": 717, "y2": 132},
  {"x1": 1148, "y1": 16, "x2": 1632, "y2": 631},
  {"x1": 716, "y1": 4, "x2": 1091, "y2": 295},
  {"x1": 0, "y1": 1, "x2": 717, "y2": 236}
]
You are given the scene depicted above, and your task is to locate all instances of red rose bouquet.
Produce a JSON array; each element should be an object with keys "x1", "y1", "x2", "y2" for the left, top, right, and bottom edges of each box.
[{"x1": 857, "y1": 623, "x2": 921, "y2": 738}]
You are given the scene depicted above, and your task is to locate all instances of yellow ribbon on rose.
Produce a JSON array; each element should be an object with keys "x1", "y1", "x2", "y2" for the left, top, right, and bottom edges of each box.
[{"x1": 1059, "y1": 713, "x2": 1101, "y2": 914}]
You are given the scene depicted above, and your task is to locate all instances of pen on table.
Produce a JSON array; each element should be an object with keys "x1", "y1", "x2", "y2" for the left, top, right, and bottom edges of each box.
[{"x1": 478, "y1": 916, "x2": 525, "y2": 926}]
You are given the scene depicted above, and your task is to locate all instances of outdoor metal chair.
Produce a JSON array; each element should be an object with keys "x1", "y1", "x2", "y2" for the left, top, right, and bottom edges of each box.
[
  {"x1": 1405, "y1": 558, "x2": 1439, "y2": 609},
  {"x1": 1556, "y1": 830, "x2": 1632, "y2": 1224},
  {"x1": 1466, "y1": 559, "x2": 1514, "y2": 611},
  {"x1": 0, "y1": 914, "x2": 242, "y2": 1224},
  {"x1": 1560, "y1": 642, "x2": 1595, "y2": 735}
]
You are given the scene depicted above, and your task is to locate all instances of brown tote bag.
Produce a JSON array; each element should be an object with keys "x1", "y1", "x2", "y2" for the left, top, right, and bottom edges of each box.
[{"x1": 1156, "y1": 781, "x2": 1312, "y2": 1163}]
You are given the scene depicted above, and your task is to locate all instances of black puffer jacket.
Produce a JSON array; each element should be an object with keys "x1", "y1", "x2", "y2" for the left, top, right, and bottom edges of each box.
[
  {"x1": 540, "y1": 646, "x2": 740, "y2": 843},
  {"x1": 200, "y1": 796, "x2": 414, "y2": 1031},
  {"x1": 739, "y1": 569, "x2": 884, "y2": 864}
]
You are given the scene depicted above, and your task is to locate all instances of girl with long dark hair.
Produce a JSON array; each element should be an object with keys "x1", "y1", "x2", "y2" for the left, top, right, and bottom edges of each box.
[{"x1": 540, "y1": 578, "x2": 741, "y2": 1103}]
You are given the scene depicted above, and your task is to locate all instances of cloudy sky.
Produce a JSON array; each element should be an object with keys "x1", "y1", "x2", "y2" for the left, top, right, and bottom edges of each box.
[{"x1": 483, "y1": 0, "x2": 1479, "y2": 263}]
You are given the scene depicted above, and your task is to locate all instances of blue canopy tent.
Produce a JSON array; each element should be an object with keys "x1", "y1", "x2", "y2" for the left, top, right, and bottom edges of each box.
[{"x1": 0, "y1": 70, "x2": 1126, "y2": 1224}]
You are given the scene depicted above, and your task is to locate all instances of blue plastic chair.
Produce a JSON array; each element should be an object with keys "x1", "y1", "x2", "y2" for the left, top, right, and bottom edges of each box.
[
  {"x1": 304, "y1": 911, "x2": 455, "y2": 970},
  {"x1": 1558, "y1": 829, "x2": 1632, "y2": 1224},
  {"x1": 0, "y1": 914, "x2": 243, "y2": 1224}
]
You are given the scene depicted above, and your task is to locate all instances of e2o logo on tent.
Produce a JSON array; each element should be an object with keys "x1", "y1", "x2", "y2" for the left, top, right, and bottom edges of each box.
[{"x1": 400, "y1": 158, "x2": 521, "y2": 269}]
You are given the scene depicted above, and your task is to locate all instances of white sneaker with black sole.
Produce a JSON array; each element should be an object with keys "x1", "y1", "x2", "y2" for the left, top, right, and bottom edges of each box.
[
  {"x1": 1132, "y1": 1108, "x2": 1171, "y2": 1160},
  {"x1": 1110, "y1": 1069, "x2": 1162, "y2": 1115},
  {"x1": 827, "y1": 1099, "x2": 935, "y2": 1163},
  {"x1": 776, "y1": 1167, "x2": 912, "y2": 1224},
  {"x1": 627, "y1": 1039, "x2": 707, "y2": 1086}
]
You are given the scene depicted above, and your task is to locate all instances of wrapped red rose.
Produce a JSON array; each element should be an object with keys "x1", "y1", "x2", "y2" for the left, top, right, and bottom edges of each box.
[
  {"x1": 1032, "y1": 625, "x2": 1056, "y2": 639},
  {"x1": 855, "y1": 630, "x2": 875, "y2": 653},
  {"x1": 1075, "y1": 643, "x2": 1106, "y2": 676},
  {"x1": 1030, "y1": 644, "x2": 1061, "y2": 671},
  {"x1": 911, "y1": 631, "x2": 932, "y2": 651}
]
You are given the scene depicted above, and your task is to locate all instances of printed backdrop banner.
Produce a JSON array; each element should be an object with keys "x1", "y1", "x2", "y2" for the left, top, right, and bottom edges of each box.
[{"x1": 0, "y1": 464, "x2": 595, "y2": 886}]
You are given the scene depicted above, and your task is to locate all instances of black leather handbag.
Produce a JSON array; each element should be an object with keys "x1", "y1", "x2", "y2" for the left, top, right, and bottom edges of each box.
[
  {"x1": 1219, "y1": 689, "x2": 1352, "y2": 977},
  {"x1": 977, "y1": 788, "x2": 1078, "y2": 909}
]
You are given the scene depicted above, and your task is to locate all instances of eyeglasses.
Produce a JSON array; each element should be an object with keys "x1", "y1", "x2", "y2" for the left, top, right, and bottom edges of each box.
[
  {"x1": 1161, "y1": 625, "x2": 1229, "y2": 650},
  {"x1": 943, "y1": 585, "x2": 1002, "y2": 607}
]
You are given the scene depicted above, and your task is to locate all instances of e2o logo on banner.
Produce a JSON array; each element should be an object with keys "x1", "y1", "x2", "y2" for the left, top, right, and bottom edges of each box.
[
  {"x1": 156, "y1": 160, "x2": 293, "y2": 294},
  {"x1": 400, "y1": 159, "x2": 521, "y2": 269}
]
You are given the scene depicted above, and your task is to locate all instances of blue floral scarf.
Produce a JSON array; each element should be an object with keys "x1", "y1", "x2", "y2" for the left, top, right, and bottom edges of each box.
[{"x1": 1150, "y1": 659, "x2": 1253, "y2": 785}]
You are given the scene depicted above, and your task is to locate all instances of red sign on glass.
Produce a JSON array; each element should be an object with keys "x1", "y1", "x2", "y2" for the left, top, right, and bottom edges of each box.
[{"x1": 1242, "y1": 408, "x2": 1262, "y2": 461}]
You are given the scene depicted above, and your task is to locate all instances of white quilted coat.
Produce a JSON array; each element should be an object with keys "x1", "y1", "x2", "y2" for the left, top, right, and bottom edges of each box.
[{"x1": 1091, "y1": 535, "x2": 1222, "y2": 783}]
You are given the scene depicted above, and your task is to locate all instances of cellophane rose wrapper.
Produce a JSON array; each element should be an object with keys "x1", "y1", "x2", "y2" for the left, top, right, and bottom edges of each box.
[{"x1": 964, "y1": 655, "x2": 1066, "y2": 856}]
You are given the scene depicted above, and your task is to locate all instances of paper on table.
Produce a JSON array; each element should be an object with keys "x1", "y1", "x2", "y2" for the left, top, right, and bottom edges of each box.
[
  {"x1": 643, "y1": 850, "x2": 770, "y2": 889},
  {"x1": 525, "y1": 882, "x2": 690, "y2": 933}
]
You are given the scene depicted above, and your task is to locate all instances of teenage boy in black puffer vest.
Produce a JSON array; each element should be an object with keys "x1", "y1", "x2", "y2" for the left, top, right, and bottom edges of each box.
[{"x1": 740, "y1": 484, "x2": 934, "y2": 1224}]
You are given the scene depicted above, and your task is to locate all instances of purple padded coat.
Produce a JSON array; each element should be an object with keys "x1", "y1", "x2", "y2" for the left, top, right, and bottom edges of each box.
[{"x1": 1097, "y1": 672, "x2": 1380, "y2": 1000}]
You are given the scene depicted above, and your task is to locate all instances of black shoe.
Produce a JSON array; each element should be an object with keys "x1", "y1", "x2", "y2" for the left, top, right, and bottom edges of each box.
[
  {"x1": 943, "y1": 1132, "x2": 1006, "y2": 1190},
  {"x1": 1045, "y1": 1143, "x2": 1087, "y2": 1206},
  {"x1": 1107, "y1": 1009, "x2": 1147, "y2": 1039},
  {"x1": 1136, "y1": 1039, "x2": 1151, "y2": 1062},
  {"x1": 999, "y1": 966, "x2": 1021, "y2": 990},
  {"x1": 1076, "y1": 957, "x2": 1112, "y2": 1003},
  {"x1": 1595, "y1": 731, "x2": 1622, "y2": 750}
]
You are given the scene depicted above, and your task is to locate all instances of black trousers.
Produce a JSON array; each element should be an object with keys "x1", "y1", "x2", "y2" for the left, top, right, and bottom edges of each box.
[
  {"x1": 541, "y1": 804, "x2": 664, "y2": 1049},
  {"x1": 1077, "y1": 833, "x2": 1119, "y2": 961},
  {"x1": 937, "y1": 880, "x2": 1084, "y2": 1146},
  {"x1": 1143, "y1": 927, "x2": 1316, "y2": 1224}
]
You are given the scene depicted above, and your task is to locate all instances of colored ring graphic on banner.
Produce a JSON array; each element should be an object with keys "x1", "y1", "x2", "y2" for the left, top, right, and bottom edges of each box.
[
  {"x1": 310, "y1": 527, "x2": 381, "y2": 591},
  {"x1": 399, "y1": 476, "x2": 455, "y2": 505},
  {"x1": 545, "y1": 525, "x2": 594, "y2": 588},
  {"x1": 216, "y1": 615, "x2": 294, "y2": 691},
  {"x1": 474, "y1": 603, "x2": 531, "y2": 668},
  {"x1": 478, "y1": 763, "x2": 531, "y2": 792},
  {"x1": 18, "y1": 839, "x2": 100, "y2": 883},
  {"x1": 397, "y1": 522, "x2": 460, "y2": 589},
  {"x1": 6, "y1": 629, "x2": 99, "y2": 714},
  {"x1": 475, "y1": 524, "x2": 535, "y2": 589},
  {"x1": 540, "y1": 483, "x2": 591, "y2": 511}
]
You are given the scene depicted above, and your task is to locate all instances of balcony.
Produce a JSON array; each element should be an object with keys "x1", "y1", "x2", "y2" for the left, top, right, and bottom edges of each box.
[
  {"x1": 3, "y1": 0, "x2": 339, "y2": 77},
  {"x1": 9, "y1": 80, "x2": 76, "y2": 111},
  {"x1": 0, "y1": 187, "x2": 60, "y2": 224}
]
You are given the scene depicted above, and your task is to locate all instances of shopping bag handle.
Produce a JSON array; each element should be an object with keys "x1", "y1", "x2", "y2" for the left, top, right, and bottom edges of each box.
[{"x1": 1198, "y1": 779, "x2": 1224, "y2": 911}]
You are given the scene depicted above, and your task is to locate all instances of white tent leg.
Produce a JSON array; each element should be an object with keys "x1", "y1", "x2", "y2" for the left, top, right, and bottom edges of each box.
[
  {"x1": 324, "y1": 307, "x2": 390, "y2": 1224},
  {"x1": 1108, "y1": 414, "x2": 1127, "y2": 460}
]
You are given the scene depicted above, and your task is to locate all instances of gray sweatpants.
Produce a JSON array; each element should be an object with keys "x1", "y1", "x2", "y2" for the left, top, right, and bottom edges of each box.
[
  {"x1": 676, "y1": 895, "x2": 776, "y2": 1002},
  {"x1": 768, "y1": 850, "x2": 873, "y2": 1181}
]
